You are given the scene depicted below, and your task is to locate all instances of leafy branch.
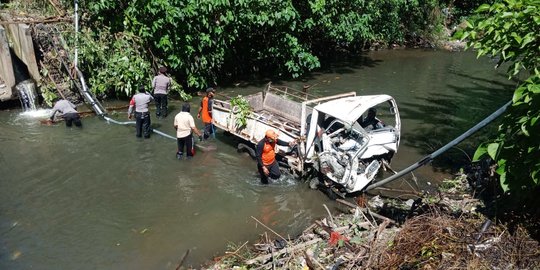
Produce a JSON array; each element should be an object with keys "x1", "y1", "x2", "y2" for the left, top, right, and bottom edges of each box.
[
  {"x1": 229, "y1": 95, "x2": 251, "y2": 128},
  {"x1": 457, "y1": 0, "x2": 540, "y2": 192}
]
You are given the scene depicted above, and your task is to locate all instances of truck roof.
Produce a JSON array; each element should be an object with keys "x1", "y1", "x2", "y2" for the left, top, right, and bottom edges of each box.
[{"x1": 314, "y1": 94, "x2": 395, "y2": 125}]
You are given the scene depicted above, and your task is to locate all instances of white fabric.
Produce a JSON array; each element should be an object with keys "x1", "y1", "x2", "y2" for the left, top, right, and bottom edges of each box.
[{"x1": 174, "y1": 112, "x2": 195, "y2": 138}]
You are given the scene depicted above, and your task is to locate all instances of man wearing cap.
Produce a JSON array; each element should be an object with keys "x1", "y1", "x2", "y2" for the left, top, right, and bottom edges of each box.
[
  {"x1": 152, "y1": 66, "x2": 171, "y2": 119},
  {"x1": 128, "y1": 85, "x2": 154, "y2": 138},
  {"x1": 256, "y1": 129, "x2": 295, "y2": 184},
  {"x1": 197, "y1": 87, "x2": 215, "y2": 139},
  {"x1": 174, "y1": 103, "x2": 203, "y2": 160}
]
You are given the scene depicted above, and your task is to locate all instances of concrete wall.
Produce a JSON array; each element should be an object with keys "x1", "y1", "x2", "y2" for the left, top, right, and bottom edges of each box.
[
  {"x1": 3, "y1": 21, "x2": 40, "y2": 82},
  {"x1": 0, "y1": 13, "x2": 41, "y2": 101},
  {"x1": 0, "y1": 25, "x2": 15, "y2": 101}
]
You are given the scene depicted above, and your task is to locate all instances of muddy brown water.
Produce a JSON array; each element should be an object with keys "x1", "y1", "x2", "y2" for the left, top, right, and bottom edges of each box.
[{"x1": 0, "y1": 49, "x2": 512, "y2": 269}]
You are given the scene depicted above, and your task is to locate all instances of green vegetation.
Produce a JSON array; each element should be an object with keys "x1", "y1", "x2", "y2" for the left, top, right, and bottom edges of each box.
[
  {"x1": 3, "y1": 0, "x2": 489, "y2": 100},
  {"x1": 76, "y1": 29, "x2": 151, "y2": 97},
  {"x1": 456, "y1": 0, "x2": 539, "y2": 192},
  {"x1": 229, "y1": 95, "x2": 251, "y2": 128},
  {"x1": 1, "y1": 0, "x2": 486, "y2": 98}
]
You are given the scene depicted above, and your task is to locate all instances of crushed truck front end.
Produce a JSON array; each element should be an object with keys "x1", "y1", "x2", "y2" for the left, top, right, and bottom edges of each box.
[{"x1": 305, "y1": 95, "x2": 401, "y2": 193}]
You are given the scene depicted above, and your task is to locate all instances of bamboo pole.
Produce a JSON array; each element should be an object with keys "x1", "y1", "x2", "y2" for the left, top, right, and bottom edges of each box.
[
  {"x1": 251, "y1": 216, "x2": 290, "y2": 245},
  {"x1": 246, "y1": 238, "x2": 322, "y2": 265},
  {"x1": 175, "y1": 249, "x2": 190, "y2": 270},
  {"x1": 0, "y1": 18, "x2": 72, "y2": 25}
]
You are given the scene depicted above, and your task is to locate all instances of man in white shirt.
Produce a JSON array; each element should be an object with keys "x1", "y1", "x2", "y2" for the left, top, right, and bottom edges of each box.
[{"x1": 174, "y1": 103, "x2": 202, "y2": 160}]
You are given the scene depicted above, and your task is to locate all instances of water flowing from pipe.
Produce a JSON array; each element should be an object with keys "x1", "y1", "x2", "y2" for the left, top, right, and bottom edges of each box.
[{"x1": 16, "y1": 80, "x2": 38, "y2": 111}]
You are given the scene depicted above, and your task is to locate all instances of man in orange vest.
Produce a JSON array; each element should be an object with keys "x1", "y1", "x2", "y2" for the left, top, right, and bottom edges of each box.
[
  {"x1": 197, "y1": 87, "x2": 215, "y2": 140},
  {"x1": 256, "y1": 129, "x2": 295, "y2": 184}
]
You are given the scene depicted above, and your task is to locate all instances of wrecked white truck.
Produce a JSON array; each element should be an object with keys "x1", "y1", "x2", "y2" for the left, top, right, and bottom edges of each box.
[{"x1": 212, "y1": 83, "x2": 401, "y2": 195}]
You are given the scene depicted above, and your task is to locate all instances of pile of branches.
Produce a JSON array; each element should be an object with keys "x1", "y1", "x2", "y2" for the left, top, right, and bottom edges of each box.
[
  {"x1": 203, "y1": 200, "x2": 400, "y2": 270},
  {"x1": 201, "y1": 195, "x2": 540, "y2": 270},
  {"x1": 377, "y1": 211, "x2": 540, "y2": 269}
]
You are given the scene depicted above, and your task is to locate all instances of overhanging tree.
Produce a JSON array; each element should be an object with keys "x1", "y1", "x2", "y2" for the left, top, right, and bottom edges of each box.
[{"x1": 456, "y1": 0, "x2": 540, "y2": 192}]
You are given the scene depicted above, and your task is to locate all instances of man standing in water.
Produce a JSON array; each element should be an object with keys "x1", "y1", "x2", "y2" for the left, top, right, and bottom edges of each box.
[
  {"x1": 49, "y1": 98, "x2": 82, "y2": 127},
  {"x1": 174, "y1": 103, "x2": 203, "y2": 160},
  {"x1": 128, "y1": 85, "x2": 154, "y2": 138},
  {"x1": 197, "y1": 87, "x2": 215, "y2": 140},
  {"x1": 256, "y1": 129, "x2": 295, "y2": 184},
  {"x1": 152, "y1": 66, "x2": 171, "y2": 119}
]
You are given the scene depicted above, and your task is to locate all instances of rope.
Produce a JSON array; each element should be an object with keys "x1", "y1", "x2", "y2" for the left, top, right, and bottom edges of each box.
[{"x1": 365, "y1": 100, "x2": 512, "y2": 191}]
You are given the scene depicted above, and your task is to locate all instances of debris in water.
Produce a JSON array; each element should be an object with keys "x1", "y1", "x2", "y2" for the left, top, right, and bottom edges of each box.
[
  {"x1": 11, "y1": 250, "x2": 21, "y2": 260},
  {"x1": 202, "y1": 177, "x2": 540, "y2": 270},
  {"x1": 196, "y1": 142, "x2": 217, "y2": 152}
]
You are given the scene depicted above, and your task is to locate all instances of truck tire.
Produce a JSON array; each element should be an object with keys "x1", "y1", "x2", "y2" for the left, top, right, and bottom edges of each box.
[{"x1": 237, "y1": 143, "x2": 256, "y2": 159}]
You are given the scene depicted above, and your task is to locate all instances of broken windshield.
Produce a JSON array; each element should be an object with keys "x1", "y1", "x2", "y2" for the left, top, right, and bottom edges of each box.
[{"x1": 323, "y1": 118, "x2": 369, "y2": 156}]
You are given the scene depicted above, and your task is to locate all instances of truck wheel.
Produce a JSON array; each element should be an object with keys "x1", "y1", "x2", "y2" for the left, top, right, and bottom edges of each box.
[{"x1": 237, "y1": 143, "x2": 256, "y2": 159}]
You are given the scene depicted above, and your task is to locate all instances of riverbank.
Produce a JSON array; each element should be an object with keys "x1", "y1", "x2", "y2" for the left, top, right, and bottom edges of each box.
[{"x1": 196, "y1": 173, "x2": 540, "y2": 270}]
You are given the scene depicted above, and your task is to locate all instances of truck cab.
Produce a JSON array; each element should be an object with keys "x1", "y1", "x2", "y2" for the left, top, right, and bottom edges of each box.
[{"x1": 305, "y1": 95, "x2": 401, "y2": 193}]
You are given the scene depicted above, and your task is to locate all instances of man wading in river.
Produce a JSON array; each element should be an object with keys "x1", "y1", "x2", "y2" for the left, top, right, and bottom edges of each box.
[
  {"x1": 128, "y1": 85, "x2": 154, "y2": 138},
  {"x1": 174, "y1": 103, "x2": 203, "y2": 160},
  {"x1": 49, "y1": 98, "x2": 82, "y2": 128},
  {"x1": 256, "y1": 129, "x2": 296, "y2": 184},
  {"x1": 152, "y1": 66, "x2": 171, "y2": 119},
  {"x1": 197, "y1": 87, "x2": 215, "y2": 140}
]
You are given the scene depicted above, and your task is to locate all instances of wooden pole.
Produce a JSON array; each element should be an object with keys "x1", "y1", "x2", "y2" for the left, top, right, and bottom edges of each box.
[
  {"x1": 246, "y1": 238, "x2": 322, "y2": 265},
  {"x1": 251, "y1": 216, "x2": 290, "y2": 245},
  {"x1": 175, "y1": 249, "x2": 190, "y2": 270},
  {"x1": 0, "y1": 18, "x2": 72, "y2": 25}
]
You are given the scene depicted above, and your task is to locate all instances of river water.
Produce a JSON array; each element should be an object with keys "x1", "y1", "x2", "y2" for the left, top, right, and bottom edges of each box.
[{"x1": 0, "y1": 50, "x2": 513, "y2": 269}]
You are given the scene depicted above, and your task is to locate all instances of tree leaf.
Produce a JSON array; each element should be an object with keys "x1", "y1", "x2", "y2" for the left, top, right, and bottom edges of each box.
[
  {"x1": 487, "y1": 143, "x2": 500, "y2": 160},
  {"x1": 473, "y1": 144, "x2": 489, "y2": 161},
  {"x1": 499, "y1": 171, "x2": 509, "y2": 192},
  {"x1": 476, "y1": 4, "x2": 491, "y2": 12}
]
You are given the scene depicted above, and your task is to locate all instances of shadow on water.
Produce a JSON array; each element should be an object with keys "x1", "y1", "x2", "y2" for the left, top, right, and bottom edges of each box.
[
  {"x1": 218, "y1": 53, "x2": 382, "y2": 90},
  {"x1": 401, "y1": 71, "x2": 515, "y2": 173},
  {"x1": 317, "y1": 53, "x2": 383, "y2": 75}
]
